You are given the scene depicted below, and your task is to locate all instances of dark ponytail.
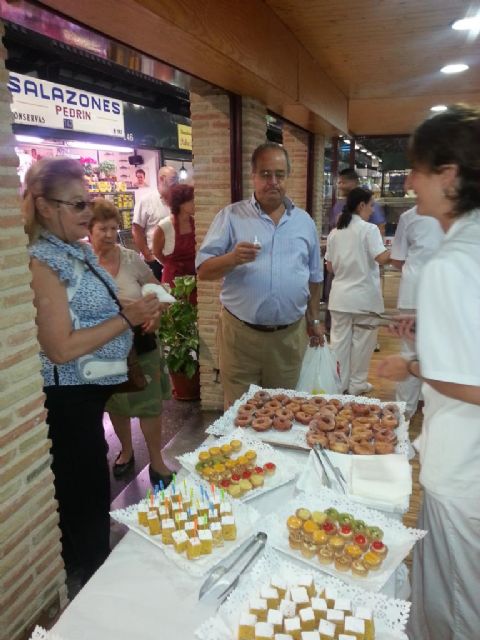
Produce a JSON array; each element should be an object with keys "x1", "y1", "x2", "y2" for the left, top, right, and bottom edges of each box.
[{"x1": 336, "y1": 187, "x2": 373, "y2": 229}]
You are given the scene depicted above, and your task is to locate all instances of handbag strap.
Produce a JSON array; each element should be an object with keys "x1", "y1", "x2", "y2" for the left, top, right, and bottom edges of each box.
[{"x1": 83, "y1": 258, "x2": 122, "y2": 310}]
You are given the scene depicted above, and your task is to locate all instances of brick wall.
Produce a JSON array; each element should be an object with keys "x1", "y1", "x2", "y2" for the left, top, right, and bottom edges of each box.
[
  {"x1": 282, "y1": 122, "x2": 309, "y2": 210},
  {"x1": 241, "y1": 97, "x2": 267, "y2": 199},
  {"x1": 0, "y1": 24, "x2": 67, "y2": 640},
  {"x1": 191, "y1": 79, "x2": 231, "y2": 410},
  {"x1": 312, "y1": 134, "x2": 325, "y2": 233}
]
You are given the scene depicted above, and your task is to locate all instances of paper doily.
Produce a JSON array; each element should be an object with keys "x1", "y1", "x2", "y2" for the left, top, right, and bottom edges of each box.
[
  {"x1": 110, "y1": 475, "x2": 260, "y2": 577},
  {"x1": 195, "y1": 547, "x2": 411, "y2": 640},
  {"x1": 264, "y1": 488, "x2": 426, "y2": 592},
  {"x1": 177, "y1": 428, "x2": 299, "y2": 502},
  {"x1": 206, "y1": 384, "x2": 409, "y2": 455},
  {"x1": 29, "y1": 628, "x2": 66, "y2": 640}
]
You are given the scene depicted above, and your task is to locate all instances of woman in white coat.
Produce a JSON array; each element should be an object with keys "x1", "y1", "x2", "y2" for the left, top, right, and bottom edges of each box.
[
  {"x1": 325, "y1": 188, "x2": 390, "y2": 395},
  {"x1": 378, "y1": 104, "x2": 480, "y2": 640}
]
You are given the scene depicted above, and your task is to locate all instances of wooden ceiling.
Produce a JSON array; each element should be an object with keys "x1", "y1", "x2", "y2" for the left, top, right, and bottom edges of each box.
[
  {"x1": 266, "y1": 0, "x2": 480, "y2": 133},
  {"x1": 40, "y1": 0, "x2": 480, "y2": 135}
]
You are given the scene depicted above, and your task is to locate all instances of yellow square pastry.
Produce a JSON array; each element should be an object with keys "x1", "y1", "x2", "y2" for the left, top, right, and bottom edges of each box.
[{"x1": 238, "y1": 613, "x2": 257, "y2": 640}]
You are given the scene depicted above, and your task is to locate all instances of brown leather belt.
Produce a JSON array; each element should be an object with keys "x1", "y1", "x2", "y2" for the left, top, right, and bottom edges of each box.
[{"x1": 225, "y1": 307, "x2": 292, "y2": 332}]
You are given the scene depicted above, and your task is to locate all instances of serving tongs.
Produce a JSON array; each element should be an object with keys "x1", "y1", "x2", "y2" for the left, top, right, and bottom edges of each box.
[
  {"x1": 313, "y1": 444, "x2": 347, "y2": 494},
  {"x1": 198, "y1": 531, "x2": 266, "y2": 600},
  {"x1": 215, "y1": 532, "x2": 267, "y2": 608}
]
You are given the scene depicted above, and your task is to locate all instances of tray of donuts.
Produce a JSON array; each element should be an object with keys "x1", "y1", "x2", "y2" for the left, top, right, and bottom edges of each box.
[{"x1": 206, "y1": 385, "x2": 408, "y2": 455}]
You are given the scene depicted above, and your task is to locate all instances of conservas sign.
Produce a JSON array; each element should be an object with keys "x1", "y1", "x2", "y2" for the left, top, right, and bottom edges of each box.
[{"x1": 8, "y1": 73, "x2": 125, "y2": 138}]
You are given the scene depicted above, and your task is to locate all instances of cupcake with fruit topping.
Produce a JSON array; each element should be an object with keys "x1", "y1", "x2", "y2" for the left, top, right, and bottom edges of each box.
[
  {"x1": 334, "y1": 553, "x2": 352, "y2": 572},
  {"x1": 239, "y1": 478, "x2": 252, "y2": 494},
  {"x1": 227, "y1": 484, "x2": 242, "y2": 499},
  {"x1": 318, "y1": 545, "x2": 334, "y2": 565},
  {"x1": 301, "y1": 540, "x2": 318, "y2": 559},
  {"x1": 245, "y1": 450, "x2": 257, "y2": 464},
  {"x1": 287, "y1": 515, "x2": 303, "y2": 532},
  {"x1": 351, "y1": 559, "x2": 369, "y2": 577},
  {"x1": 220, "y1": 444, "x2": 233, "y2": 457},
  {"x1": 367, "y1": 526, "x2": 384, "y2": 541},
  {"x1": 363, "y1": 551, "x2": 382, "y2": 571},
  {"x1": 295, "y1": 508, "x2": 311, "y2": 522},
  {"x1": 311, "y1": 510, "x2": 328, "y2": 526},
  {"x1": 322, "y1": 521, "x2": 337, "y2": 536},
  {"x1": 312, "y1": 529, "x2": 329, "y2": 547},
  {"x1": 251, "y1": 473, "x2": 264, "y2": 488},
  {"x1": 263, "y1": 462, "x2": 276, "y2": 476},
  {"x1": 230, "y1": 439, "x2": 242, "y2": 452},
  {"x1": 324, "y1": 507, "x2": 339, "y2": 522},
  {"x1": 338, "y1": 524, "x2": 353, "y2": 541},
  {"x1": 352, "y1": 519, "x2": 367, "y2": 535},
  {"x1": 353, "y1": 533, "x2": 369, "y2": 552},
  {"x1": 337, "y1": 512, "x2": 354, "y2": 527},
  {"x1": 328, "y1": 534, "x2": 345, "y2": 552},
  {"x1": 344, "y1": 543, "x2": 363, "y2": 560},
  {"x1": 289, "y1": 529, "x2": 304, "y2": 550},
  {"x1": 370, "y1": 539, "x2": 388, "y2": 558}
]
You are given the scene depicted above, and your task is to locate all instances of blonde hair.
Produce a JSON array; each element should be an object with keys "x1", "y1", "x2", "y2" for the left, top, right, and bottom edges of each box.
[
  {"x1": 23, "y1": 157, "x2": 84, "y2": 244},
  {"x1": 89, "y1": 197, "x2": 122, "y2": 231}
]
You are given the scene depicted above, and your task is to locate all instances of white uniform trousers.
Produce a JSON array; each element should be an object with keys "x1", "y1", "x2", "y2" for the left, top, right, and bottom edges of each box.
[
  {"x1": 408, "y1": 490, "x2": 480, "y2": 640},
  {"x1": 329, "y1": 311, "x2": 377, "y2": 394},
  {"x1": 395, "y1": 337, "x2": 422, "y2": 418}
]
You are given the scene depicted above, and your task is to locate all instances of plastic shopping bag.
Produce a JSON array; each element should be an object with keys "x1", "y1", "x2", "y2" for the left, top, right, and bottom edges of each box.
[{"x1": 296, "y1": 344, "x2": 342, "y2": 395}]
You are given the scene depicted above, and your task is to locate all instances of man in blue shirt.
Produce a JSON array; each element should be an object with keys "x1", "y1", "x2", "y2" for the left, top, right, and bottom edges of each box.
[{"x1": 196, "y1": 142, "x2": 324, "y2": 406}]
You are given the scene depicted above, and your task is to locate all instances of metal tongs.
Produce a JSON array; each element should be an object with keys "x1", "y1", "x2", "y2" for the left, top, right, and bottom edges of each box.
[
  {"x1": 198, "y1": 531, "x2": 266, "y2": 600},
  {"x1": 215, "y1": 532, "x2": 267, "y2": 608},
  {"x1": 313, "y1": 444, "x2": 347, "y2": 494}
]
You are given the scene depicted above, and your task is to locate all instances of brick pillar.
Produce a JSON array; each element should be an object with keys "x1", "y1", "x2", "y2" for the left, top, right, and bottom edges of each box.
[
  {"x1": 0, "y1": 24, "x2": 67, "y2": 640},
  {"x1": 191, "y1": 79, "x2": 231, "y2": 410},
  {"x1": 241, "y1": 97, "x2": 267, "y2": 198},
  {"x1": 282, "y1": 122, "x2": 309, "y2": 210},
  {"x1": 311, "y1": 134, "x2": 326, "y2": 233}
]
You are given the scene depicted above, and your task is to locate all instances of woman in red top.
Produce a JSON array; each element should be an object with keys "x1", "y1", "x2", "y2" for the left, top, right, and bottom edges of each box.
[{"x1": 153, "y1": 183, "x2": 196, "y2": 302}]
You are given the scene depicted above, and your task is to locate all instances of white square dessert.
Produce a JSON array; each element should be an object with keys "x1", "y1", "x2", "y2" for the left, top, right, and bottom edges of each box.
[
  {"x1": 250, "y1": 598, "x2": 268, "y2": 622},
  {"x1": 326, "y1": 609, "x2": 345, "y2": 632},
  {"x1": 354, "y1": 606, "x2": 374, "y2": 640},
  {"x1": 260, "y1": 586, "x2": 280, "y2": 609},
  {"x1": 311, "y1": 597, "x2": 328, "y2": 621},
  {"x1": 301, "y1": 633, "x2": 320, "y2": 640},
  {"x1": 290, "y1": 587, "x2": 310, "y2": 611},
  {"x1": 267, "y1": 609, "x2": 283, "y2": 633},
  {"x1": 297, "y1": 574, "x2": 315, "y2": 597},
  {"x1": 338, "y1": 636, "x2": 357, "y2": 640},
  {"x1": 284, "y1": 615, "x2": 301, "y2": 636},
  {"x1": 299, "y1": 606, "x2": 316, "y2": 631},
  {"x1": 271, "y1": 576, "x2": 287, "y2": 598},
  {"x1": 344, "y1": 616, "x2": 366, "y2": 638},
  {"x1": 323, "y1": 588, "x2": 338, "y2": 608},
  {"x1": 318, "y1": 618, "x2": 336, "y2": 639},
  {"x1": 255, "y1": 621, "x2": 274, "y2": 639},
  {"x1": 279, "y1": 599, "x2": 296, "y2": 619}
]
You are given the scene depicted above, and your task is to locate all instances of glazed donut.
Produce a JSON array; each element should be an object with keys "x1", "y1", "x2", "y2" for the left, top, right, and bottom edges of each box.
[
  {"x1": 323, "y1": 403, "x2": 339, "y2": 415},
  {"x1": 382, "y1": 403, "x2": 399, "y2": 416},
  {"x1": 375, "y1": 441, "x2": 395, "y2": 455},
  {"x1": 311, "y1": 396, "x2": 328, "y2": 407},
  {"x1": 237, "y1": 403, "x2": 256, "y2": 415},
  {"x1": 352, "y1": 440, "x2": 375, "y2": 455},
  {"x1": 352, "y1": 417, "x2": 372, "y2": 429},
  {"x1": 382, "y1": 414, "x2": 398, "y2": 429},
  {"x1": 256, "y1": 407, "x2": 275, "y2": 418},
  {"x1": 351, "y1": 426, "x2": 373, "y2": 440},
  {"x1": 328, "y1": 398, "x2": 342, "y2": 408},
  {"x1": 234, "y1": 414, "x2": 253, "y2": 427},
  {"x1": 368, "y1": 404, "x2": 382, "y2": 415},
  {"x1": 271, "y1": 393, "x2": 288, "y2": 404},
  {"x1": 251, "y1": 416, "x2": 273, "y2": 432},
  {"x1": 264, "y1": 399, "x2": 282, "y2": 411},
  {"x1": 272, "y1": 415, "x2": 293, "y2": 431},
  {"x1": 351, "y1": 403, "x2": 370, "y2": 416},
  {"x1": 374, "y1": 428, "x2": 397, "y2": 444},
  {"x1": 306, "y1": 431, "x2": 328, "y2": 448},
  {"x1": 301, "y1": 403, "x2": 319, "y2": 416},
  {"x1": 328, "y1": 432, "x2": 350, "y2": 454},
  {"x1": 314, "y1": 415, "x2": 336, "y2": 432},
  {"x1": 284, "y1": 402, "x2": 301, "y2": 414},
  {"x1": 316, "y1": 407, "x2": 337, "y2": 420},
  {"x1": 275, "y1": 408, "x2": 294, "y2": 421},
  {"x1": 295, "y1": 411, "x2": 314, "y2": 425},
  {"x1": 334, "y1": 420, "x2": 350, "y2": 434},
  {"x1": 253, "y1": 390, "x2": 271, "y2": 402},
  {"x1": 337, "y1": 409, "x2": 353, "y2": 420},
  {"x1": 291, "y1": 396, "x2": 307, "y2": 405}
]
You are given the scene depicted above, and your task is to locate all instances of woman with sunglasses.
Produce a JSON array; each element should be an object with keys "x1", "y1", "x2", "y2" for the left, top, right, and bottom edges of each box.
[
  {"x1": 378, "y1": 105, "x2": 480, "y2": 639},
  {"x1": 25, "y1": 157, "x2": 161, "y2": 588}
]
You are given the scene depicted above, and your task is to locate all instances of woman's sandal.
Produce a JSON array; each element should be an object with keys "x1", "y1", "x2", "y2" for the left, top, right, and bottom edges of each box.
[{"x1": 112, "y1": 451, "x2": 135, "y2": 478}]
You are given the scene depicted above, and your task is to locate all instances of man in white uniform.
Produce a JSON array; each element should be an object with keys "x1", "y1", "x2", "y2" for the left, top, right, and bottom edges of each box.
[
  {"x1": 132, "y1": 165, "x2": 178, "y2": 279},
  {"x1": 390, "y1": 206, "x2": 444, "y2": 418}
]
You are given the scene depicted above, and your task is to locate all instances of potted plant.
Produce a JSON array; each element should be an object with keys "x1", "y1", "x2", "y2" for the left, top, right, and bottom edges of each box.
[{"x1": 158, "y1": 275, "x2": 200, "y2": 400}]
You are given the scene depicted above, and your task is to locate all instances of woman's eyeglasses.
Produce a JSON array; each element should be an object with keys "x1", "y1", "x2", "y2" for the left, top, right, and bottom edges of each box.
[{"x1": 49, "y1": 198, "x2": 91, "y2": 212}]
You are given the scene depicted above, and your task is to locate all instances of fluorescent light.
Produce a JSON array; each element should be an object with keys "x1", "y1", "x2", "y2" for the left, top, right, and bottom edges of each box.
[
  {"x1": 452, "y1": 16, "x2": 480, "y2": 31},
  {"x1": 355, "y1": 144, "x2": 360, "y2": 150},
  {"x1": 66, "y1": 141, "x2": 134, "y2": 152},
  {"x1": 15, "y1": 135, "x2": 45, "y2": 144},
  {"x1": 431, "y1": 104, "x2": 448, "y2": 112},
  {"x1": 440, "y1": 63, "x2": 469, "y2": 74}
]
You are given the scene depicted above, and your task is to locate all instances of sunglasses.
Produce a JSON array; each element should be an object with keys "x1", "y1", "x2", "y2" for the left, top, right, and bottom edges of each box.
[{"x1": 49, "y1": 198, "x2": 91, "y2": 212}]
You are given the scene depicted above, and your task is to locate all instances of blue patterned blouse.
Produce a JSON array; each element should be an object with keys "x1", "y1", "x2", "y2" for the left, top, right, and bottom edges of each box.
[{"x1": 29, "y1": 230, "x2": 132, "y2": 387}]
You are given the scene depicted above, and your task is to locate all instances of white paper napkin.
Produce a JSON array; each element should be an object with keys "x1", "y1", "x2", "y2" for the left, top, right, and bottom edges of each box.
[
  {"x1": 141, "y1": 283, "x2": 176, "y2": 303},
  {"x1": 350, "y1": 454, "x2": 412, "y2": 504}
]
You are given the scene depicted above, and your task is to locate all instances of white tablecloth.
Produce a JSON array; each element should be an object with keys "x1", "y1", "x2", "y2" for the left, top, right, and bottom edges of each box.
[{"x1": 52, "y1": 442, "x2": 411, "y2": 640}]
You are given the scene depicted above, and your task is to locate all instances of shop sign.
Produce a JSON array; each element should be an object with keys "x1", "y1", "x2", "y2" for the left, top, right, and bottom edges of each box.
[
  {"x1": 177, "y1": 123, "x2": 192, "y2": 150},
  {"x1": 8, "y1": 73, "x2": 125, "y2": 138}
]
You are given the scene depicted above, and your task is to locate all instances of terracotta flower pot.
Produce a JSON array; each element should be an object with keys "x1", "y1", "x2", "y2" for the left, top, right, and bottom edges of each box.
[{"x1": 169, "y1": 368, "x2": 200, "y2": 401}]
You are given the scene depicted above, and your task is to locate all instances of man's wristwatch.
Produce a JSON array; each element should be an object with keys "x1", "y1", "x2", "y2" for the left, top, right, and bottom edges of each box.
[{"x1": 309, "y1": 319, "x2": 321, "y2": 326}]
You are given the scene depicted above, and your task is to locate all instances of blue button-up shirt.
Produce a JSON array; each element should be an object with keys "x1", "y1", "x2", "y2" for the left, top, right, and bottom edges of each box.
[{"x1": 196, "y1": 195, "x2": 322, "y2": 325}]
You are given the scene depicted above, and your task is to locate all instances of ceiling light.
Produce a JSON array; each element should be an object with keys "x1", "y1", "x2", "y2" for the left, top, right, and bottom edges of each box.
[
  {"x1": 452, "y1": 16, "x2": 480, "y2": 31},
  {"x1": 66, "y1": 141, "x2": 134, "y2": 152},
  {"x1": 15, "y1": 135, "x2": 45, "y2": 144},
  {"x1": 430, "y1": 104, "x2": 448, "y2": 112},
  {"x1": 440, "y1": 63, "x2": 469, "y2": 74},
  {"x1": 179, "y1": 162, "x2": 188, "y2": 180}
]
